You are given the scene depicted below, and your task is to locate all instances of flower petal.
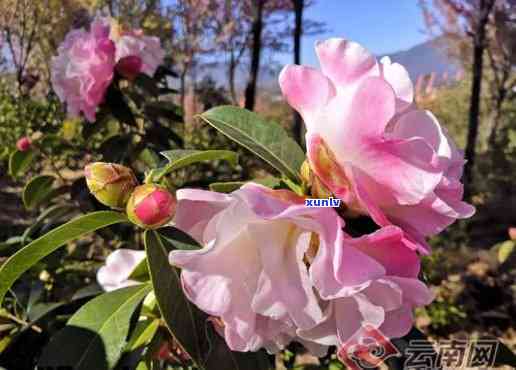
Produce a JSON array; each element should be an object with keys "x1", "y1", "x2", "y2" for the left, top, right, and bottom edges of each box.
[
  {"x1": 315, "y1": 38, "x2": 379, "y2": 88},
  {"x1": 279, "y1": 65, "x2": 336, "y2": 126}
]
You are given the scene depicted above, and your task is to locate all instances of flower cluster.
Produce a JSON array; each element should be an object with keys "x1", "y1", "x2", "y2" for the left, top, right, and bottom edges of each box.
[
  {"x1": 51, "y1": 16, "x2": 165, "y2": 122},
  {"x1": 96, "y1": 38, "x2": 474, "y2": 357}
]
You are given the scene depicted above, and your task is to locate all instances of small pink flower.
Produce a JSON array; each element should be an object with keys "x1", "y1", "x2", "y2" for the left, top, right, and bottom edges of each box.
[
  {"x1": 279, "y1": 38, "x2": 475, "y2": 252},
  {"x1": 115, "y1": 31, "x2": 165, "y2": 77},
  {"x1": 16, "y1": 137, "x2": 31, "y2": 152},
  {"x1": 116, "y1": 55, "x2": 143, "y2": 80},
  {"x1": 97, "y1": 249, "x2": 146, "y2": 291},
  {"x1": 127, "y1": 184, "x2": 176, "y2": 229},
  {"x1": 51, "y1": 17, "x2": 115, "y2": 122}
]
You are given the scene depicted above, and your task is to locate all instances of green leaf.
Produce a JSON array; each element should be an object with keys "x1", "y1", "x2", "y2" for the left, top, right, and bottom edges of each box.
[
  {"x1": 128, "y1": 258, "x2": 150, "y2": 282},
  {"x1": 134, "y1": 74, "x2": 159, "y2": 97},
  {"x1": 203, "y1": 324, "x2": 272, "y2": 370},
  {"x1": 497, "y1": 240, "x2": 515, "y2": 264},
  {"x1": 8, "y1": 149, "x2": 35, "y2": 177},
  {"x1": 199, "y1": 106, "x2": 305, "y2": 182},
  {"x1": 149, "y1": 149, "x2": 239, "y2": 182},
  {"x1": 38, "y1": 284, "x2": 151, "y2": 370},
  {"x1": 144, "y1": 230, "x2": 204, "y2": 368},
  {"x1": 125, "y1": 318, "x2": 160, "y2": 351},
  {"x1": 22, "y1": 175, "x2": 56, "y2": 210},
  {"x1": 21, "y1": 204, "x2": 75, "y2": 243},
  {"x1": 209, "y1": 176, "x2": 281, "y2": 193},
  {"x1": 145, "y1": 231, "x2": 271, "y2": 370},
  {"x1": 158, "y1": 227, "x2": 203, "y2": 251},
  {"x1": 144, "y1": 101, "x2": 182, "y2": 122},
  {"x1": 0, "y1": 211, "x2": 128, "y2": 305},
  {"x1": 105, "y1": 86, "x2": 136, "y2": 126}
]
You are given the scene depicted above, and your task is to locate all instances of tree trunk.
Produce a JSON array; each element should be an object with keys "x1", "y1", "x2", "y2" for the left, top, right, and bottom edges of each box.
[
  {"x1": 180, "y1": 65, "x2": 188, "y2": 119},
  {"x1": 244, "y1": 0, "x2": 264, "y2": 111},
  {"x1": 487, "y1": 88, "x2": 506, "y2": 148},
  {"x1": 228, "y1": 51, "x2": 238, "y2": 105},
  {"x1": 463, "y1": 0, "x2": 495, "y2": 200},
  {"x1": 292, "y1": 0, "x2": 304, "y2": 147}
]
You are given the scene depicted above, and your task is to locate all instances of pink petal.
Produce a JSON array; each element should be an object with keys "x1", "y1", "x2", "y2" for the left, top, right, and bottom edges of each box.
[
  {"x1": 380, "y1": 56, "x2": 414, "y2": 111},
  {"x1": 97, "y1": 249, "x2": 145, "y2": 291},
  {"x1": 347, "y1": 226, "x2": 421, "y2": 278},
  {"x1": 249, "y1": 225, "x2": 323, "y2": 329},
  {"x1": 279, "y1": 65, "x2": 336, "y2": 126},
  {"x1": 315, "y1": 38, "x2": 379, "y2": 87}
]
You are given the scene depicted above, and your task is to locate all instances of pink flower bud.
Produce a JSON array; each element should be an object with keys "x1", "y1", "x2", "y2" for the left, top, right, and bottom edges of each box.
[
  {"x1": 509, "y1": 227, "x2": 516, "y2": 241},
  {"x1": 85, "y1": 162, "x2": 138, "y2": 209},
  {"x1": 116, "y1": 55, "x2": 143, "y2": 81},
  {"x1": 16, "y1": 137, "x2": 31, "y2": 152},
  {"x1": 126, "y1": 184, "x2": 176, "y2": 229}
]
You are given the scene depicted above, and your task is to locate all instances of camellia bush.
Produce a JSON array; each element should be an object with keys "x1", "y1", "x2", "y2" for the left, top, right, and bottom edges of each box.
[{"x1": 1, "y1": 15, "x2": 516, "y2": 370}]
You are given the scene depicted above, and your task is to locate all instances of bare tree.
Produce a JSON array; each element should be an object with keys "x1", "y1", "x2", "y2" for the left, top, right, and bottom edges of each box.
[
  {"x1": 421, "y1": 0, "x2": 497, "y2": 199},
  {"x1": 244, "y1": 0, "x2": 265, "y2": 111}
]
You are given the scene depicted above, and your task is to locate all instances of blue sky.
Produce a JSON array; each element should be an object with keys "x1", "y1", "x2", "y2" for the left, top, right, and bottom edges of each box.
[{"x1": 277, "y1": 0, "x2": 431, "y2": 66}]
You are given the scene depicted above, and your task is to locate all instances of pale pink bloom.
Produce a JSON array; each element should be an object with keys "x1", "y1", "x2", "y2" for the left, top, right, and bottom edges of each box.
[
  {"x1": 97, "y1": 249, "x2": 146, "y2": 292},
  {"x1": 301, "y1": 226, "x2": 433, "y2": 346},
  {"x1": 169, "y1": 184, "x2": 340, "y2": 355},
  {"x1": 51, "y1": 17, "x2": 115, "y2": 122},
  {"x1": 279, "y1": 38, "x2": 474, "y2": 252},
  {"x1": 115, "y1": 31, "x2": 165, "y2": 77}
]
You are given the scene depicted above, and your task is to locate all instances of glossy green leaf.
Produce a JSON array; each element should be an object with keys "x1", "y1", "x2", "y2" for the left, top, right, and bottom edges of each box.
[
  {"x1": 128, "y1": 258, "x2": 150, "y2": 282},
  {"x1": 209, "y1": 176, "x2": 281, "y2": 193},
  {"x1": 8, "y1": 149, "x2": 35, "y2": 177},
  {"x1": 22, "y1": 175, "x2": 56, "y2": 210},
  {"x1": 144, "y1": 230, "x2": 204, "y2": 368},
  {"x1": 199, "y1": 106, "x2": 305, "y2": 182},
  {"x1": 145, "y1": 231, "x2": 271, "y2": 370},
  {"x1": 134, "y1": 74, "x2": 159, "y2": 97},
  {"x1": 497, "y1": 240, "x2": 515, "y2": 264},
  {"x1": 38, "y1": 284, "x2": 151, "y2": 370},
  {"x1": 21, "y1": 204, "x2": 75, "y2": 243},
  {"x1": 203, "y1": 324, "x2": 272, "y2": 370},
  {"x1": 0, "y1": 211, "x2": 128, "y2": 305},
  {"x1": 125, "y1": 318, "x2": 160, "y2": 351},
  {"x1": 150, "y1": 149, "x2": 238, "y2": 182},
  {"x1": 158, "y1": 227, "x2": 202, "y2": 251}
]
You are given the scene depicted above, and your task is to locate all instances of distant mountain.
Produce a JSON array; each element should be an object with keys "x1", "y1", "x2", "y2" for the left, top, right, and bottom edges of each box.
[
  {"x1": 197, "y1": 37, "x2": 460, "y2": 95},
  {"x1": 384, "y1": 38, "x2": 460, "y2": 83}
]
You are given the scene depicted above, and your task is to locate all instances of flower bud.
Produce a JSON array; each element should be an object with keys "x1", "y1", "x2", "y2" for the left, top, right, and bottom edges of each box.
[
  {"x1": 126, "y1": 184, "x2": 176, "y2": 229},
  {"x1": 16, "y1": 137, "x2": 31, "y2": 152},
  {"x1": 300, "y1": 160, "x2": 312, "y2": 187},
  {"x1": 116, "y1": 55, "x2": 143, "y2": 80},
  {"x1": 509, "y1": 227, "x2": 516, "y2": 241},
  {"x1": 85, "y1": 162, "x2": 138, "y2": 209}
]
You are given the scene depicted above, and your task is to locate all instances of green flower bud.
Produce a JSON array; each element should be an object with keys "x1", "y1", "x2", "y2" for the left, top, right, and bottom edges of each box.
[
  {"x1": 126, "y1": 184, "x2": 176, "y2": 229},
  {"x1": 85, "y1": 162, "x2": 138, "y2": 209}
]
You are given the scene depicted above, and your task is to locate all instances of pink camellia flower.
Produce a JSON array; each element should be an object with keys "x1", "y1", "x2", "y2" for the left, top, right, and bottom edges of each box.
[
  {"x1": 169, "y1": 183, "x2": 340, "y2": 355},
  {"x1": 97, "y1": 249, "x2": 145, "y2": 291},
  {"x1": 169, "y1": 183, "x2": 430, "y2": 355},
  {"x1": 126, "y1": 184, "x2": 177, "y2": 229},
  {"x1": 279, "y1": 38, "x2": 475, "y2": 253},
  {"x1": 16, "y1": 137, "x2": 31, "y2": 152},
  {"x1": 114, "y1": 30, "x2": 165, "y2": 77},
  {"x1": 301, "y1": 226, "x2": 433, "y2": 347},
  {"x1": 51, "y1": 17, "x2": 115, "y2": 122}
]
